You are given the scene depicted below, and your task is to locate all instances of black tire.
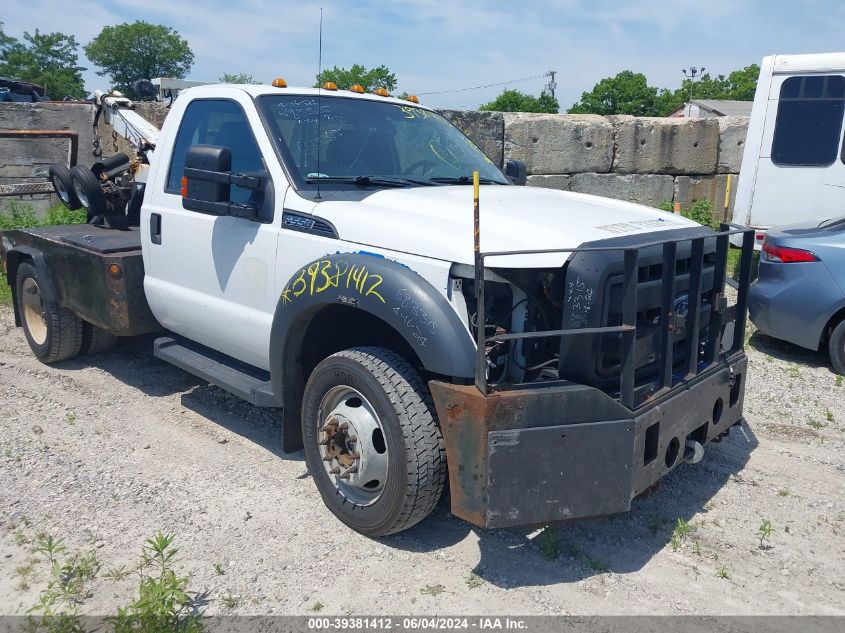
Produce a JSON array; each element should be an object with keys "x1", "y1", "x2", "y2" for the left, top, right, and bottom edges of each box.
[
  {"x1": 15, "y1": 262, "x2": 83, "y2": 363},
  {"x1": 302, "y1": 347, "x2": 446, "y2": 536},
  {"x1": 81, "y1": 321, "x2": 117, "y2": 355},
  {"x1": 829, "y1": 320, "x2": 845, "y2": 376},
  {"x1": 70, "y1": 165, "x2": 107, "y2": 219},
  {"x1": 48, "y1": 164, "x2": 81, "y2": 210}
]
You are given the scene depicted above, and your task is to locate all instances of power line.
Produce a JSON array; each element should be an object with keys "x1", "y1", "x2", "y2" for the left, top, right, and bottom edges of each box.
[{"x1": 415, "y1": 73, "x2": 548, "y2": 96}]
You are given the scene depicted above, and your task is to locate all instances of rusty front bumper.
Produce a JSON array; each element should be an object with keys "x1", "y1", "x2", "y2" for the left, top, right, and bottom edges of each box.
[{"x1": 429, "y1": 354, "x2": 747, "y2": 529}]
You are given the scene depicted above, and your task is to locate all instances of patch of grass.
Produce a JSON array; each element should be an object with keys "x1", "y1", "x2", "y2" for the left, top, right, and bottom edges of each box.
[
  {"x1": 15, "y1": 531, "x2": 29, "y2": 546},
  {"x1": 836, "y1": 374, "x2": 843, "y2": 387},
  {"x1": 213, "y1": 562, "x2": 224, "y2": 576},
  {"x1": 220, "y1": 593, "x2": 240, "y2": 610},
  {"x1": 0, "y1": 201, "x2": 87, "y2": 306},
  {"x1": 419, "y1": 584, "x2": 446, "y2": 597},
  {"x1": 808, "y1": 419, "x2": 824, "y2": 430},
  {"x1": 715, "y1": 565, "x2": 731, "y2": 579},
  {"x1": 787, "y1": 364, "x2": 801, "y2": 379},
  {"x1": 65, "y1": 412, "x2": 77, "y2": 425},
  {"x1": 670, "y1": 518, "x2": 697, "y2": 552},
  {"x1": 757, "y1": 518, "x2": 774, "y2": 549},
  {"x1": 310, "y1": 601, "x2": 324, "y2": 612},
  {"x1": 826, "y1": 409, "x2": 834, "y2": 422},
  {"x1": 107, "y1": 533, "x2": 203, "y2": 632},
  {"x1": 538, "y1": 526, "x2": 561, "y2": 560},
  {"x1": 465, "y1": 573, "x2": 484, "y2": 589},
  {"x1": 777, "y1": 489, "x2": 790, "y2": 497}
]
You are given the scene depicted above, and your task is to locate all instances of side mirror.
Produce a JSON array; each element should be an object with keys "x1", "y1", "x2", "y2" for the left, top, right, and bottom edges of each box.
[
  {"x1": 181, "y1": 144, "x2": 264, "y2": 218},
  {"x1": 505, "y1": 159, "x2": 527, "y2": 186}
]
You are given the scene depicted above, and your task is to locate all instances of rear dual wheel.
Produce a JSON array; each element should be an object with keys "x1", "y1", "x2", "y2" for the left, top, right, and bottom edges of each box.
[
  {"x1": 70, "y1": 166, "x2": 107, "y2": 220},
  {"x1": 48, "y1": 164, "x2": 81, "y2": 210},
  {"x1": 302, "y1": 347, "x2": 446, "y2": 536}
]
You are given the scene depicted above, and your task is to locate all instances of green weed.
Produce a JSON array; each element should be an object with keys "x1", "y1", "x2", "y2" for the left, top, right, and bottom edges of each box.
[
  {"x1": 670, "y1": 518, "x2": 697, "y2": 552},
  {"x1": 419, "y1": 584, "x2": 446, "y2": 597},
  {"x1": 219, "y1": 593, "x2": 240, "y2": 610},
  {"x1": 465, "y1": 573, "x2": 484, "y2": 589},
  {"x1": 538, "y1": 526, "x2": 561, "y2": 560},
  {"x1": 213, "y1": 562, "x2": 224, "y2": 576},
  {"x1": 826, "y1": 409, "x2": 834, "y2": 422},
  {"x1": 310, "y1": 601, "x2": 325, "y2": 612},
  {"x1": 715, "y1": 565, "x2": 730, "y2": 579},
  {"x1": 757, "y1": 519, "x2": 774, "y2": 549}
]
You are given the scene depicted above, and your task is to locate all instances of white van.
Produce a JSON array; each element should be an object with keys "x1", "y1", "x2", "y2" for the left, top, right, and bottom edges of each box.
[{"x1": 733, "y1": 52, "x2": 845, "y2": 247}]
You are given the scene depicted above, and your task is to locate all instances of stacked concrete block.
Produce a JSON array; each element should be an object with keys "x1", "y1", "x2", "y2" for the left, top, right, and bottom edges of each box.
[
  {"x1": 439, "y1": 109, "x2": 504, "y2": 167},
  {"x1": 502, "y1": 113, "x2": 614, "y2": 174}
]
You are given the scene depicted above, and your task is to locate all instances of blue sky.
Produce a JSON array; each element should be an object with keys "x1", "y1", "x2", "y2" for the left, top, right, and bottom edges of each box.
[{"x1": 3, "y1": 0, "x2": 844, "y2": 109}]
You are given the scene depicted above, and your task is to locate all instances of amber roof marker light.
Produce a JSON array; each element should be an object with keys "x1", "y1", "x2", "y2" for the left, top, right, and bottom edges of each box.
[
  {"x1": 405, "y1": 95, "x2": 420, "y2": 104},
  {"x1": 349, "y1": 84, "x2": 365, "y2": 93},
  {"x1": 322, "y1": 81, "x2": 338, "y2": 90},
  {"x1": 373, "y1": 87, "x2": 390, "y2": 97},
  {"x1": 271, "y1": 77, "x2": 288, "y2": 88}
]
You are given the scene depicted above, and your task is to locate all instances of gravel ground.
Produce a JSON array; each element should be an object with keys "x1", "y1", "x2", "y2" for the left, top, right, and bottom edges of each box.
[{"x1": 0, "y1": 304, "x2": 843, "y2": 616}]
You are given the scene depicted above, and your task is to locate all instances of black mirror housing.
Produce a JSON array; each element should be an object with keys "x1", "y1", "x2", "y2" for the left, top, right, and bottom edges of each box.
[
  {"x1": 505, "y1": 159, "x2": 527, "y2": 186},
  {"x1": 184, "y1": 145, "x2": 231, "y2": 206}
]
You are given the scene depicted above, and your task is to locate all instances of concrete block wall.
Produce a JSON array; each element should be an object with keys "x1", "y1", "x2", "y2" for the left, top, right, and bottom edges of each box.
[
  {"x1": 1, "y1": 100, "x2": 748, "y2": 221},
  {"x1": 0, "y1": 102, "x2": 96, "y2": 214},
  {"x1": 440, "y1": 110, "x2": 749, "y2": 221}
]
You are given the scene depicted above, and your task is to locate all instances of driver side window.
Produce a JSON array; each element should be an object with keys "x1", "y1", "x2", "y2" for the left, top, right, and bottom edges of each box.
[{"x1": 166, "y1": 99, "x2": 265, "y2": 204}]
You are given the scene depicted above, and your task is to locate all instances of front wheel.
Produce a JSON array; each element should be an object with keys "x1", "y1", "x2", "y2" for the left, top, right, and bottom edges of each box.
[{"x1": 302, "y1": 347, "x2": 446, "y2": 536}]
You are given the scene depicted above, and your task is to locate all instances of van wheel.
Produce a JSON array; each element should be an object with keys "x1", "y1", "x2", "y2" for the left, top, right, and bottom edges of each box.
[
  {"x1": 81, "y1": 322, "x2": 117, "y2": 355},
  {"x1": 829, "y1": 320, "x2": 845, "y2": 376},
  {"x1": 302, "y1": 347, "x2": 446, "y2": 536},
  {"x1": 70, "y1": 166, "x2": 107, "y2": 220},
  {"x1": 48, "y1": 164, "x2": 81, "y2": 210},
  {"x1": 16, "y1": 262, "x2": 83, "y2": 363}
]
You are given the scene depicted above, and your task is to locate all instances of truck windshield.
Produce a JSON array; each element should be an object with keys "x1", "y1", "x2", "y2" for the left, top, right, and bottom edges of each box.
[{"x1": 258, "y1": 95, "x2": 509, "y2": 189}]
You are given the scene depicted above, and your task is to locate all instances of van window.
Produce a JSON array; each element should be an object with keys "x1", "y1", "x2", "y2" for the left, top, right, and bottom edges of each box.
[
  {"x1": 166, "y1": 99, "x2": 265, "y2": 204},
  {"x1": 771, "y1": 75, "x2": 845, "y2": 167}
]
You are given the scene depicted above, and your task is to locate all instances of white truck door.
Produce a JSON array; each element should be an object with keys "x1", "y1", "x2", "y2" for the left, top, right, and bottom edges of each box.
[
  {"x1": 750, "y1": 73, "x2": 845, "y2": 230},
  {"x1": 143, "y1": 93, "x2": 286, "y2": 370}
]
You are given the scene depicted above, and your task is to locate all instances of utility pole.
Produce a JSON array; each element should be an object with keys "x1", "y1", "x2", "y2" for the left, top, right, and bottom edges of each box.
[
  {"x1": 681, "y1": 66, "x2": 706, "y2": 116},
  {"x1": 545, "y1": 70, "x2": 557, "y2": 98}
]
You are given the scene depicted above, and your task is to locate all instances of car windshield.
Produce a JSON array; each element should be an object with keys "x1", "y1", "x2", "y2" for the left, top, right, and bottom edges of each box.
[{"x1": 258, "y1": 94, "x2": 509, "y2": 189}]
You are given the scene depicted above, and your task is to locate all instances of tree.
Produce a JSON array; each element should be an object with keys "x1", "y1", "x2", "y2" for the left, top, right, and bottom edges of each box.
[
  {"x1": 85, "y1": 22, "x2": 194, "y2": 98},
  {"x1": 0, "y1": 28, "x2": 86, "y2": 99},
  {"x1": 479, "y1": 89, "x2": 559, "y2": 113},
  {"x1": 568, "y1": 71, "x2": 661, "y2": 116},
  {"x1": 315, "y1": 64, "x2": 396, "y2": 92},
  {"x1": 218, "y1": 72, "x2": 261, "y2": 84},
  {"x1": 569, "y1": 64, "x2": 760, "y2": 117},
  {"x1": 0, "y1": 22, "x2": 16, "y2": 51}
]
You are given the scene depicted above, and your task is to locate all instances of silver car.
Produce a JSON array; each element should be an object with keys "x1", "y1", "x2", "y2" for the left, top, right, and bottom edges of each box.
[{"x1": 749, "y1": 216, "x2": 845, "y2": 374}]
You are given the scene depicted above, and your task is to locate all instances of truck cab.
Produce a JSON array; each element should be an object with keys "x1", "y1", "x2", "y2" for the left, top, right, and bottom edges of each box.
[{"x1": 2, "y1": 81, "x2": 756, "y2": 537}]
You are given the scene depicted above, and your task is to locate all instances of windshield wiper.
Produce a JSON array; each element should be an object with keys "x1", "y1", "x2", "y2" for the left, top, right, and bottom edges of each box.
[
  {"x1": 429, "y1": 176, "x2": 503, "y2": 185},
  {"x1": 305, "y1": 175, "x2": 434, "y2": 187}
]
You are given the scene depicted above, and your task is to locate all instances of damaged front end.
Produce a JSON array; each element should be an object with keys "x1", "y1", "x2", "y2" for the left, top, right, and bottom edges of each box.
[{"x1": 431, "y1": 224, "x2": 756, "y2": 529}]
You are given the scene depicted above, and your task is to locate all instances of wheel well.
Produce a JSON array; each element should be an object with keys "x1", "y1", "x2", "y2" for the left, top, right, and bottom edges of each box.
[
  {"x1": 279, "y1": 304, "x2": 429, "y2": 452},
  {"x1": 821, "y1": 304, "x2": 845, "y2": 348}
]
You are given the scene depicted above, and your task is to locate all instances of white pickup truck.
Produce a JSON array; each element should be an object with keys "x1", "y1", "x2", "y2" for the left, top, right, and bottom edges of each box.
[{"x1": 1, "y1": 81, "x2": 755, "y2": 536}]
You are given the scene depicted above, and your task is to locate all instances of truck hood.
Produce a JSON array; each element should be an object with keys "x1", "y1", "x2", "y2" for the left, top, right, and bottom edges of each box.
[{"x1": 314, "y1": 185, "x2": 698, "y2": 268}]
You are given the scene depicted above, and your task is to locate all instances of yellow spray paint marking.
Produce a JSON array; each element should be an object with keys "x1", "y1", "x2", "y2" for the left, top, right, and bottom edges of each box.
[{"x1": 281, "y1": 259, "x2": 385, "y2": 306}]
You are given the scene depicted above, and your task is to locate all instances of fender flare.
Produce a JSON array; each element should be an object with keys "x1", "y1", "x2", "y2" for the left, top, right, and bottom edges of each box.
[
  {"x1": 268, "y1": 253, "x2": 476, "y2": 451},
  {"x1": 4, "y1": 245, "x2": 58, "y2": 327}
]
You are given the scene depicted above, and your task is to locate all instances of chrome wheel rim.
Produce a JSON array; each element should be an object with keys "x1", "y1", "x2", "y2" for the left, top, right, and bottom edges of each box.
[
  {"x1": 52, "y1": 175, "x2": 70, "y2": 204},
  {"x1": 317, "y1": 386, "x2": 388, "y2": 506},
  {"x1": 73, "y1": 179, "x2": 90, "y2": 208},
  {"x1": 21, "y1": 277, "x2": 47, "y2": 345}
]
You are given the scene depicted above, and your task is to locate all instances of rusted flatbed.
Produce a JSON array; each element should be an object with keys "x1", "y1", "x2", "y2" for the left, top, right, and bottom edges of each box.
[{"x1": 1, "y1": 224, "x2": 159, "y2": 336}]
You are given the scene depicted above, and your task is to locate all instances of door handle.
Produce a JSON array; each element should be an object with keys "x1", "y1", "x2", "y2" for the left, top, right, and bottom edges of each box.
[{"x1": 150, "y1": 213, "x2": 162, "y2": 245}]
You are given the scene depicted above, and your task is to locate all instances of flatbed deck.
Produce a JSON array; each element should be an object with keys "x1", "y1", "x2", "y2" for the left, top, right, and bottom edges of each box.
[{"x1": 1, "y1": 224, "x2": 158, "y2": 336}]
